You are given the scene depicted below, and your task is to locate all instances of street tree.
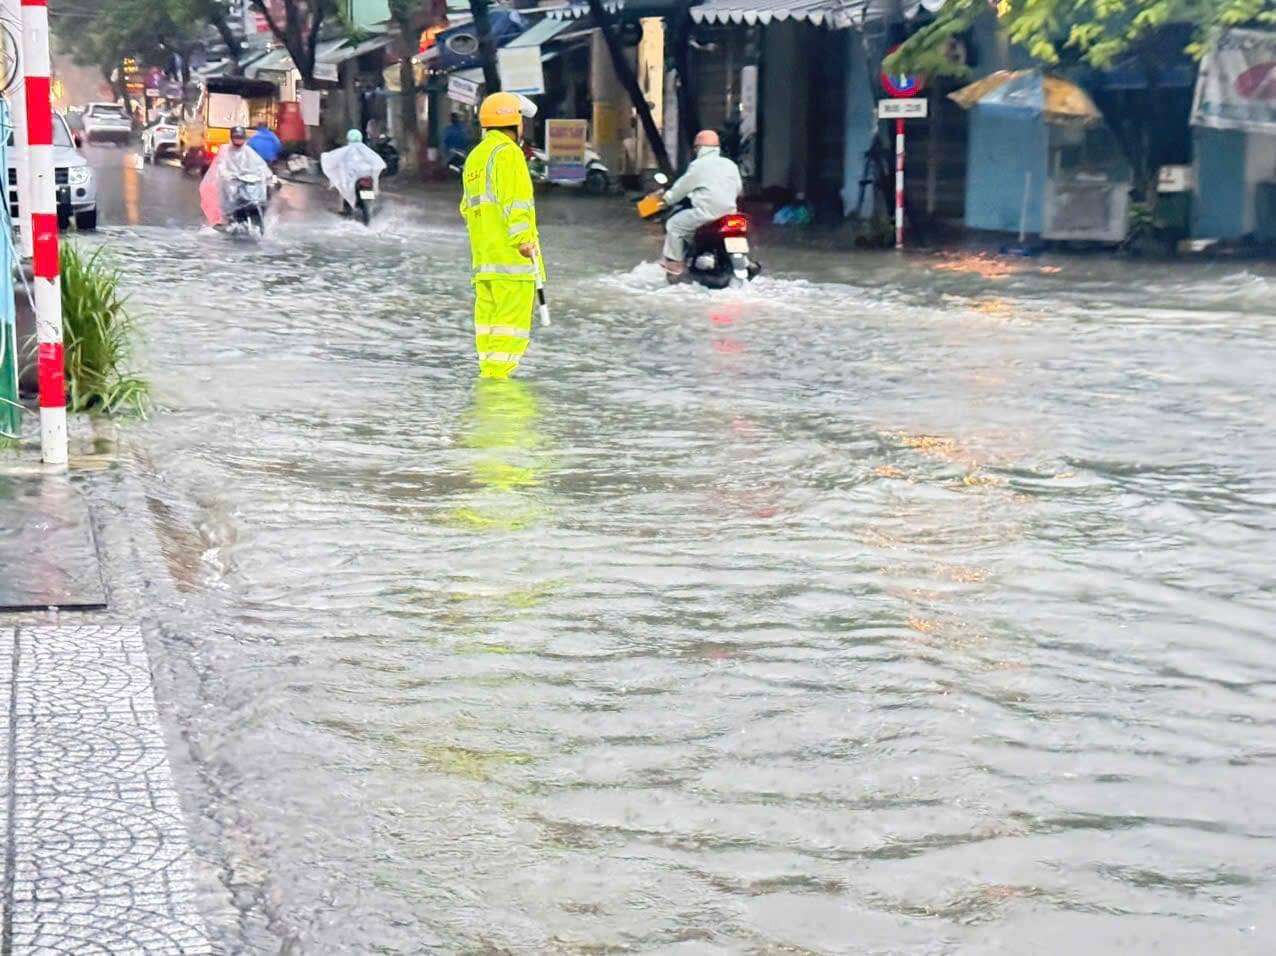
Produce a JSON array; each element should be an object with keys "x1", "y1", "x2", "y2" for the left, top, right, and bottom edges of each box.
[
  {"x1": 889, "y1": 0, "x2": 1276, "y2": 78},
  {"x1": 179, "y1": 0, "x2": 244, "y2": 65},
  {"x1": 386, "y1": 0, "x2": 446, "y2": 173},
  {"x1": 51, "y1": 0, "x2": 196, "y2": 114},
  {"x1": 249, "y1": 0, "x2": 337, "y2": 87}
]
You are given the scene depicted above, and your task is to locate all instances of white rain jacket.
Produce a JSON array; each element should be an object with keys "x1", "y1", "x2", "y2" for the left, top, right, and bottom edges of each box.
[
  {"x1": 200, "y1": 144, "x2": 272, "y2": 226},
  {"x1": 320, "y1": 143, "x2": 388, "y2": 209},
  {"x1": 663, "y1": 147, "x2": 743, "y2": 220}
]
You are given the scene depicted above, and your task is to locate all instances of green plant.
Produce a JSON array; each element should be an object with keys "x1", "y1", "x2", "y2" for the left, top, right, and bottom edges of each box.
[{"x1": 57, "y1": 244, "x2": 150, "y2": 415}]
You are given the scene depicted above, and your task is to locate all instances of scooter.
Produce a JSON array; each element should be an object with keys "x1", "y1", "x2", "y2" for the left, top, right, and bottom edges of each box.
[
  {"x1": 225, "y1": 172, "x2": 270, "y2": 239},
  {"x1": 637, "y1": 173, "x2": 762, "y2": 289},
  {"x1": 352, "y1": 176, "x2": 377, "y2": 225},
  {"x1": 527, "y1": 145, "x2": 611, "y2": 194}
]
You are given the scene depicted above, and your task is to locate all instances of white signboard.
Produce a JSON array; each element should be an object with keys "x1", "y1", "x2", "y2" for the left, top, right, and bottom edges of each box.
[
  {"x1": 499, "y1": 45, "x2": 544, "y2": 96},
  {"x1": 1157, "y1": 164, "x2": 1194, "y2": 193},
  {"x1": 299, "y1": 88, "x2": 321, "y2": 127},
  {"x1": 448, "y1": 74, "x2": 481, "y2": 107},
  {"x1": 1192, "y1": 28, "x2": 1276, "y2": 134},
  {"x1": 207, "y1": 92, "x2": 248, "y2": 129},
  {"x1": 314, "y1": 61, "x2": 338, "y2": 83},
  {"x1": 878, "y1": 98, "x2": 928, "y2": 119}
]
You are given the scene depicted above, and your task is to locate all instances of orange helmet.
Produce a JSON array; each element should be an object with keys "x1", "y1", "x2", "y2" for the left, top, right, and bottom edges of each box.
[{"x1": 478, "y1": 92, "x2": 537, "y2": 136}]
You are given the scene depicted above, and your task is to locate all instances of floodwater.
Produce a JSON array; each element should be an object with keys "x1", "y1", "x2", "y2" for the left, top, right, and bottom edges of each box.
[{"x1": 87, "y1": 148, "x2": 1276, "y2": 952}]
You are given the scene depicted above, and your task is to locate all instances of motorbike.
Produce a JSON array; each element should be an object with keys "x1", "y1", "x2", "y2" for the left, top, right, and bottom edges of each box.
[
  {"x1": 638, "y1": 173, "x2": 762, "y2": 289},
  {"x1": 370, "y1": 135, "x2": 400, "y2": 177},
  {"x1": 225, "y1": 172, "x2": 270, "y2": 239},
  {"x1": 527, "y1": 145, "x2": 611, "y2": 194},
  {"x1": 350, "y1": 176, "x2": 377, "y2": 225}
]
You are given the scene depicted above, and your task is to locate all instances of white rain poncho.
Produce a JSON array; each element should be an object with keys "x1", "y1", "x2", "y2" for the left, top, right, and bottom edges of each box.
[
  {"x1": 320, "y1": 143, "x2": 387, "y2": 209},
  {"x1": 199, "y1": 143, "x2": 272, "y2": 226}
]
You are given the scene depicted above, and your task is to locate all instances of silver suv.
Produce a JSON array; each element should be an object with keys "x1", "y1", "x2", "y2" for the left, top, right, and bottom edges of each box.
[{"x1": 6, "y1": 112, "x2": 97, "y2": 231}]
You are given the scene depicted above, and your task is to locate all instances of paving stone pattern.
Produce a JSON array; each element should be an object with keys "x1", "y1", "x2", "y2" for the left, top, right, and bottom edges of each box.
[{"x1": 2, "y1": 624, "x2": 212, "y2": 954}]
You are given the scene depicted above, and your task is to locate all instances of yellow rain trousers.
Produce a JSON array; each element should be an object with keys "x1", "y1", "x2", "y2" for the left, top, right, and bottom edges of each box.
[{"x1": 459, "y1": 130, "x2": 545, "y2": 379}]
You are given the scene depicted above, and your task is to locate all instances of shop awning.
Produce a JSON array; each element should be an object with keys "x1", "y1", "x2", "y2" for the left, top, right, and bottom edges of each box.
[
  {"x1": 246, "y1": 35, "x2": 391, "y2": 78},
  {"x1": 548, "y1": 0, "x2": 689, "y2": 20},
  {"x1": 689, "y1": 0, "x2": 873, "y2": 28},
  {"x1": 319, "y1": 34, "x2": 395, "y2": 65},
  {"x1": 506, "y1": 17, "x2": 573, "y2": 48},
  {"x1": 246, "y1": 46, "x2": 294, "y2": 76}
]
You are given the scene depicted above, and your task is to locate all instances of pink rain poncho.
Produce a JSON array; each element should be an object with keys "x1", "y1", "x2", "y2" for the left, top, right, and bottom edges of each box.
[
  {"x1": 199, "y1": 143, "x2": 273, "y2": 226},
  {"x1": 319, "y1": 143, "x2": 387, "y2": 209}
]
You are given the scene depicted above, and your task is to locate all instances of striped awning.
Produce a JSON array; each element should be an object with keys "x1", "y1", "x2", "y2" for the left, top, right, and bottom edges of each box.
[{"x1": 689, "y1": 0, "x2": 869, "y2": 28}]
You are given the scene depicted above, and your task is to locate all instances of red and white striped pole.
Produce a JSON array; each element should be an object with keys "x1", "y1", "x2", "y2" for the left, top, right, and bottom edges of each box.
[
  {"x1": 20, "y1": 0, "x2": 64, "y2": 465},
  {"x1": 894, "y1": 117, "x2": 905, "y2": 249}
]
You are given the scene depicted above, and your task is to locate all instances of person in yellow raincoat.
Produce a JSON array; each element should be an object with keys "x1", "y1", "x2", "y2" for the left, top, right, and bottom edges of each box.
[{"x1": 459, "y1": 92, "x2": 545, "y2": 379}]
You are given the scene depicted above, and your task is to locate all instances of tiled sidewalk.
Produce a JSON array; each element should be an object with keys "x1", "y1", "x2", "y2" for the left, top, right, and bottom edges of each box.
[{"x1": 2, "y1": 623, "x2": 211, "y2": 953}]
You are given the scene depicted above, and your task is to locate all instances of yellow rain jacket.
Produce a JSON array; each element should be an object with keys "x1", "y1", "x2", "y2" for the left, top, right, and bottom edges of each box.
[{"x1": 459, "y1": 130, "x2": 545, "y2": 283}]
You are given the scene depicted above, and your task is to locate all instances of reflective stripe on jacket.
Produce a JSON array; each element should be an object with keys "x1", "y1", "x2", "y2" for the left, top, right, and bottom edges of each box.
[{"x1": 459, "y1": 130, "x2": 544, "y2": 283}]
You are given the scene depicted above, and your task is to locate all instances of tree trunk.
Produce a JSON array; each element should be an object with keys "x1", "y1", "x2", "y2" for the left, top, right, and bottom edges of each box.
[
  {"x1": 671, "y1": 0, "x2": 700, "y2": 163},
  {"x1": 584, "y1": 0, "x2": 673, "y2": 176},
  {"x1": 395, "y1": 24, "x2": 421, "y2": 173},
  {"x1": 252, "y1": 0, "x2": 322, "y2": 87},
  {"x1": 468, "y1": 0, "x2": 501, "y2": 92},
  {"x1": 211, "y1": 13, "x2": 244, "y2": 64}
]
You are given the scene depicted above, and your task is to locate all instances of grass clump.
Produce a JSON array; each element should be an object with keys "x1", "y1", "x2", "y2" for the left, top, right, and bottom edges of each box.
[{"x1": 58, "y1": 244, "x2": 150, "y2": 415}]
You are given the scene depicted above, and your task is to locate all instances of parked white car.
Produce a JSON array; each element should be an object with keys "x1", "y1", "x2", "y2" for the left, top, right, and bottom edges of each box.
[
  {"x1": 141, "y1": 113, "x2": 180, "y2": 162},
  {"x1": 6, "y1": 112, "x2": 97, "y2": 230},
  {"x1": 81, "y1": 102, "x2": 132, "y2": 142}
]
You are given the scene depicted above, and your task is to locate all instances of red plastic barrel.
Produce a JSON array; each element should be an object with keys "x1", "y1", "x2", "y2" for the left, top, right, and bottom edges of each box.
[{"x1": 277, "y1": 101, "x2": 306, "y2": 148}]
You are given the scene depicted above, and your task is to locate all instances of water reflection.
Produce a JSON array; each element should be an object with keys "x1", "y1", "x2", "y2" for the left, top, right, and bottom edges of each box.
[{"x1": 446, "y1": 378, "x2": 549, "y2": 532}]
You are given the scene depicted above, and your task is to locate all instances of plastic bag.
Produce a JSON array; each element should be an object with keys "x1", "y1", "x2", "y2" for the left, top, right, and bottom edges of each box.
[
  {"x1": 200, "y1": 144, "x2": 272, "y2": 226},
  {"x1": 319, "y1": 143, "x2": 387, "y2": 209}
]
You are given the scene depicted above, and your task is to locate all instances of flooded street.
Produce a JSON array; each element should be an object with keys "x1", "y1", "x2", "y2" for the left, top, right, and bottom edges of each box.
[{"x1": 87, "y1": 149, "x2": 1276, "y2": 952}]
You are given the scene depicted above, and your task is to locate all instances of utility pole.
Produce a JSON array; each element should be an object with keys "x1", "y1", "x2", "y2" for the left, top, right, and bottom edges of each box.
[
  {"x1": 467, "y1": 0, "x2": 500, "y2": 93},
  {"x1": 20, "y1": 0, "x2": 66, "y2": 465}
]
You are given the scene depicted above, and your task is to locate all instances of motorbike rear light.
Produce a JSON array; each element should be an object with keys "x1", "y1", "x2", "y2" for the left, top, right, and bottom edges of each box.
[{"x1": 718, "y1": 214, "x2": 749, "y2": 236}]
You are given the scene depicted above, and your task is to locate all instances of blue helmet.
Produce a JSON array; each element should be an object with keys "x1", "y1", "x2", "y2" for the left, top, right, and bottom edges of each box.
[{"x1": 346, "y1": 129, "x2": 363, "y2": 144}]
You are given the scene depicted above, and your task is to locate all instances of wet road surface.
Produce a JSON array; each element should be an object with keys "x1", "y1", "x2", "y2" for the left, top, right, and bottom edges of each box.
[{"x1": 82, "y1": 146, "x2": 1276, "y2": 952}]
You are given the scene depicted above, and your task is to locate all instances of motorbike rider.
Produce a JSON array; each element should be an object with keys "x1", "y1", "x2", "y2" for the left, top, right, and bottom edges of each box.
[
  {"x1": 199, "y1": 125, "x2": 275, "y2": 228},
  {"x1": 660, "y1": 130, "x2": 743, "y2": 275},
  {"x1": 320, "y1": 128, "x2": 388, "y2": 216},
  {"x1": 248, "y1": 121, "x2": 283, "y2": 164}
]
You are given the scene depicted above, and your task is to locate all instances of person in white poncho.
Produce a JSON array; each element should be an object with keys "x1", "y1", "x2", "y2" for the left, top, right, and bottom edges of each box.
[
  {"x1": 320, "y1": 129, "x2": 387, "y2": 217},
  {"x1": 199, "y1": 125, "x2": 275, "y2": 228}
]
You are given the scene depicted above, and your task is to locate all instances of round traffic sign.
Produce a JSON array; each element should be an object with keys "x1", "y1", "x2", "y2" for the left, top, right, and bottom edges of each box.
[{"x1": 881, "y1": 45, "x2": 925, "y2": 98}]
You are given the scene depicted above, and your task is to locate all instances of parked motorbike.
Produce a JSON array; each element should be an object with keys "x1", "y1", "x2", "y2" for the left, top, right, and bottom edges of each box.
[
  {"x1": 637, "y1": 173, "x2": 761, "y2": 289},
  {"x1": 225, "y1": 172, "x2": 270, "y2": 239},
  {"x1": 527, "y1": 146, "x2": 611, "y2": 194},
  {"x1": 370, "y1": 135, "x2": 400, "y2": 177}
]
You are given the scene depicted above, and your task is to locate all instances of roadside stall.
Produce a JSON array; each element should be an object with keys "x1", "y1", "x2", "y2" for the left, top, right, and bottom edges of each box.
[
  {"x1": 1190, "y1": 28, "x2": 1276, "y2": 242},
  {"x1": 954, "y1": 70, "x2": 1131, "y2": 243}
]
